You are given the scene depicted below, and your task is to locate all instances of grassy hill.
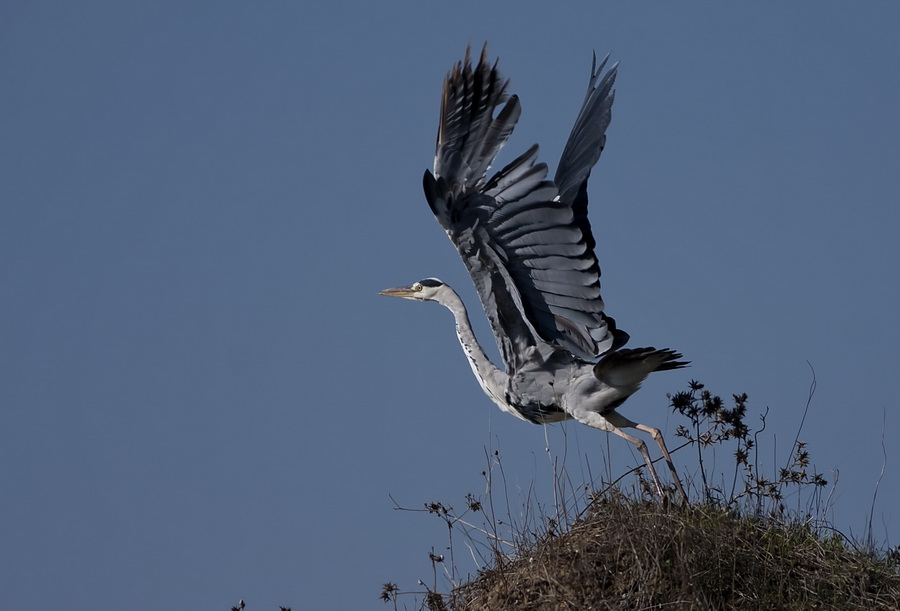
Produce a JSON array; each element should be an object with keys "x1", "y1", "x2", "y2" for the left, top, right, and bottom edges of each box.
[{"x1": 447, "y1": 496, "x2": 900, "y2": 610}]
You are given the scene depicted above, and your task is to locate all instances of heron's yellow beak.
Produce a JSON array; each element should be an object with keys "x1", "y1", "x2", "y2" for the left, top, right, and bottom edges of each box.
[{"x1": 379, "y1": 286, "x2": 417, "y2": 299}]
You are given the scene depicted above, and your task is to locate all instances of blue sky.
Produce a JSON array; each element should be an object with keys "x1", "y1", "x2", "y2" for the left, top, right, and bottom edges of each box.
[{"x1": 2, "y1": 1, "x2": 899, "y2": 608}]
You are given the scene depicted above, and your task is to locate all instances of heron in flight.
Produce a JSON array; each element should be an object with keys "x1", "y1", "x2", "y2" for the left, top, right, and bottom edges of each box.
[{"x1": 381, "y1": 47, "x2": 688, "y2": 502}]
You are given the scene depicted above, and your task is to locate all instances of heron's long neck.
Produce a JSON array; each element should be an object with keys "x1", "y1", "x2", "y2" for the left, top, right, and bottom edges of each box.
[{"x1": 438, "y1": 288, "x2": 507, "y2": 401}]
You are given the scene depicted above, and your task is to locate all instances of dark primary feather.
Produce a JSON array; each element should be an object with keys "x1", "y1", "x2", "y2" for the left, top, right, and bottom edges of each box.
[
  {"x1": 432, "y1": 46, "x2": 521, "y2": 196},
  {"x1": 424, "y1": 47, "x2": 622, "y2": 367}
]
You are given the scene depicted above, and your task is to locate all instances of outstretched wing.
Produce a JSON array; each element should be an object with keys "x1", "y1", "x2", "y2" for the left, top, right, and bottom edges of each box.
[
  {"x1": 555, "y1": 53, "x2": 618, "y2": 247},
  {"x1": 423, "y1": 47, "x2": 625, "y2": 369}
]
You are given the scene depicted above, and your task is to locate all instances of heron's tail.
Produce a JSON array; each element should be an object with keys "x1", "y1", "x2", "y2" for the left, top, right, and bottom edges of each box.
[{"x1": 592, "y1": 348, "x2": 689, "y2": 387}]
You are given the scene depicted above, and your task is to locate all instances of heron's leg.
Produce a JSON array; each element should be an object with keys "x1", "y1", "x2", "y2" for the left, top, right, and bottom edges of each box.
[
  {"x1": 634, "y1": 423, "x2": 689, "y2": 504},
  {"x1": 604, "y1": 411, "x2": 688, "y2": 504},
  {"x1": 570, "y1": 410, "x2": 665, "y2": 498},
  {"x1": 606, "y1": 425, "x2": 666, "y2": 499}
]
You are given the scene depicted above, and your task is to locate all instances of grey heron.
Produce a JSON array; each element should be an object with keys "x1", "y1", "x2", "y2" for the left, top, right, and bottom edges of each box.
[{"x1": 381, "y1": 47, "x2": 688, "y2": 502}]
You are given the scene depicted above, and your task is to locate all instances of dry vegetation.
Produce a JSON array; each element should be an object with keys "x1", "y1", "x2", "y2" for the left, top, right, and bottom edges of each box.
[
  {"x1": 383, "y1": 381, "x2": 900, "y2": 610},
  {"x1": 449, "y1": 497, "x2": 900, "y2": 610}
]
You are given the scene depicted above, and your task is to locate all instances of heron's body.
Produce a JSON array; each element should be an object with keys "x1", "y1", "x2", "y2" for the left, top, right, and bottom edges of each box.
[
  {"x1": 381, "y1": 47, "x2": 688, "y2": 501},
  {"x1": 431, "y1": 279, "x2": 679, "y2": 427}
]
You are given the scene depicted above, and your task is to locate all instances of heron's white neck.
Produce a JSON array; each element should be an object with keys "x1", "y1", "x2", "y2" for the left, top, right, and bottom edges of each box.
[{"x1": 436, "y1": 286, "x2": 509, "y2": 408}]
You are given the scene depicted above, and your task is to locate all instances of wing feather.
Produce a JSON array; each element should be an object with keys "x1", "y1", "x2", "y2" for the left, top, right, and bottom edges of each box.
[
  {"x1": 493, "y1": 208, "x2": 574, "y2": 237},
  {"x1": 527, "y1": 267, "x2": 593, "y2": 283},
  {"x1": 521, "y1": 255, "x2": 595, "y2": 271},
  {"x1": 503, "y1": 226, "x2": 584, "y2": 249},
  {"x1": 533, "y1": 279, "x2": 601, "y2": 299}
]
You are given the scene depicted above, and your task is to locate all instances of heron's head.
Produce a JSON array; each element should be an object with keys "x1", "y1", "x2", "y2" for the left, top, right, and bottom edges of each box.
[{"x1": 379, "y1": 278, "x2": 447, "y2": 302}]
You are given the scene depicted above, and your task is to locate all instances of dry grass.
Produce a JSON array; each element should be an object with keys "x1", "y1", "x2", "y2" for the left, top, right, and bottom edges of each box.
[{"x1": 450, "y1": 494, "x2": 900, "y2": 610}]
